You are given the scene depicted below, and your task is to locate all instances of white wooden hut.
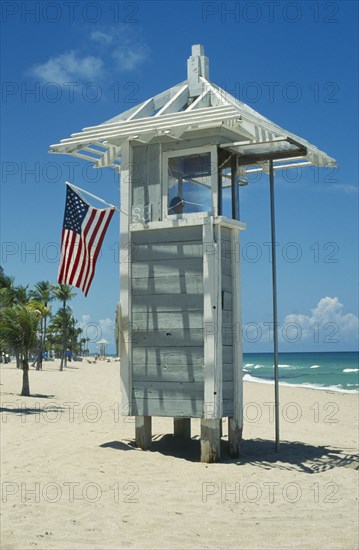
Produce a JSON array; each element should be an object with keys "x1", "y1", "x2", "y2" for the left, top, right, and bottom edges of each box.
[{"x1": 50, "y1": 45, "x2": 336, "y2": 462}]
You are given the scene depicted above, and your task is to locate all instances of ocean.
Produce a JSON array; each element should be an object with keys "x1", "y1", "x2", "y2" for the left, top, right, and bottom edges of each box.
[{"x1": 242, "y1": 351, "x2": 359, "y2": 393}]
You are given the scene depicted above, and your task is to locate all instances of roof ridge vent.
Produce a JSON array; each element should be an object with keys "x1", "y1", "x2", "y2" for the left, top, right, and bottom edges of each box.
[{"x1": 187, "y1": 44, "x2": 209, "y2": 97}]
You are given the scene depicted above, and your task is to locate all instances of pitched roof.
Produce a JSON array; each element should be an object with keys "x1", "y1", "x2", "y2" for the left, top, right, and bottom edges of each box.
[{"x1": 49, "y1": 45, "x2": 336, "y2": 174}]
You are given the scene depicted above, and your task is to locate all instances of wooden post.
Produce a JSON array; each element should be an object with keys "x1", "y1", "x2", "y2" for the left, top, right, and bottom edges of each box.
[
  {"x1": 228, "y1": 417, "x2": 242, "y2": 458},
  {"x1": 135, "y1": 416, "x2": 152, "y2": 450},
  {"x1": 200, "y1": 419, "x2": 221, "y2": 463},
  {"x1": 173, "y1": 418, "x2": 191, "y2": 439},
  {"x1": 229, "y1": 227, "x2": 243, "y2": 458},
  {"x1": 119, "y1": 141, "x2": 132, "y2": 416}
]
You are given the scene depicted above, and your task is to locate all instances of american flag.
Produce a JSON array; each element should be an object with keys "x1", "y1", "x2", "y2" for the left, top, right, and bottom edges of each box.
[{"x1": 58, "y1": 184, "x2": 115, "y2": 296}]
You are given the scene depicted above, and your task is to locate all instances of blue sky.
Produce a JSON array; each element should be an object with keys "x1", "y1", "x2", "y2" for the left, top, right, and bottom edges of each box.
[{"x1": 1, "y1": 0, "x2": 358, "y2": 353}]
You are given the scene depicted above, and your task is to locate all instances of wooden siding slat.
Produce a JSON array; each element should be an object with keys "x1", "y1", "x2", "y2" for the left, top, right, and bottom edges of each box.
[
  {"x1": 130, "y1": 243, "x2": 203, "y2": 262},
  {"x1": 132, "y1": 225, "x2": 202, "y2": 244},
  {"x1": 131, "y1": 328, "x2": 203, "y2": 347},
  {"x1": 223, "y1": 363, "x2": 234, "y2": 382},
  {"x1": 132, "y1": 274, "x2": 203, "y2": 295},
  {"x1": 133, "y1": 381, "x2": 203, "y2": 399},
  {"x1": 131, "y1": 144, "x2": 161, "y2": 223},
  {"x1": 132, "y1": 294, "x2": 203, "y2": 312},
  {"x1": 222, "y1": 274, "x2": 232, "y2": 292},
  {"x1": 132, "y1": 311, "x2": 204, "y2": 330},
  {"x1": 132, "y1": 346, "x2": 204, "y2": 367},
  {"x1": 133, "y1": 362, "x2": 204, "y2": 383},
  {"x1": 222, "y1": 292, "x2": 233, "y2": 310},
  {"x1": 132, "y1": 258, "x2": 202, "y2": 278},
  {"x1": 131, "y1": 398, "x2": 203, "y2": 417}
]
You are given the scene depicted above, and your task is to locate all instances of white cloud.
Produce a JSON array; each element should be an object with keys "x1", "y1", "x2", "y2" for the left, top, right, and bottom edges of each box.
[
  {"x1": 81, "y1": 314, "x2": 91, "y2": 325},
  {"x1": 90, "y1": 25, "x2": 148, "y2": 72},
  {"x1": 331, "y1": 184, "x2": 358, "y2": 195},
  {"x1": 283, "y1": 297, "x2": 359, "y2": 342},
  {"x1": 31, "y1": 51, "x2": 103, "y2": 84},
  {"x1": 111, "y1": 43, "x2": 148, "y2": 72},
  {"x1": 29, "y1": 25, "x2": 148, "y2": 87},
  {"x1": 90, "y1": 30, "x2": 113, "y2": 45},
  {"x1": 79, "y1": 315, "x2": 114, "y2": 344},
  {"x1": 99, "y1": 318, "x2": 115, "y2": 337}
]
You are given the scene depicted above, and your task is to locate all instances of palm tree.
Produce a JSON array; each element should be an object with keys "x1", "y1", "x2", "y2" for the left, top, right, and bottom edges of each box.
[
  {"x1": 0, "y1": 273, "x2": 16, "y2": 308},
  {"x1": 0, "y1": 282, "x2": 31, "y2": 368},
  {"x1": 30, "y1": 281, "x2": 54, "y2": 370},
  {"x1": 52, "y1": 284, "x2": 76, "y2": 371},
  {"x1": 0, "y1": 304, "x2": 40, "y2": 395}
]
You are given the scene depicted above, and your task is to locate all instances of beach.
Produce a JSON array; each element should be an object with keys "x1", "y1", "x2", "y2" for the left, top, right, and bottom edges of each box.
[{"x1": 1, "y1": 359, "x2": 358, "y2": 550}]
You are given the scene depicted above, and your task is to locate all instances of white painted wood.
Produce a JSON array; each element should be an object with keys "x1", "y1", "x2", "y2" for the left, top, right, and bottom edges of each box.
[
  {"x1": 133, "y1": 345, "x2": 231, "y2": 367},
  {"x1": 187, "y1": 44, "x2": 209, "y2": 97},
  {"x1": 203, "y1": 219, "x2": 222, "y2": 419},
  {"x1": 96, "y1": 144, "x2": 121, "y2": 168},
  {"x1": 51, "y1": 106, "x2": 239, "y2": 148},
  {"x1": 71, "y1": 151, "x2": 101, "y2": 162},
  {"x1": 132, "y1": 294, "x2": 203, "y2": 311},
  {"x1": 94, "y1": 81, "x2": 188, "y2": 126},
  {"x1": 131, "y1": 241, "x2": 202, "y2": 260},
  {"x1": 155, "y1": 85, "x2": 189, "y2": 117},
  {"x1": 231, "y1": 227, "x2": 243, "y2": 430},
  {"x1": 132, "y1": 258, "x2": 203, "y2": 279},
  {"x1": 211, "y1": 145, "x2": 218, "y2": 217},
  {"x1": 131, "y1": 273, "x2": 203, "y2": 295},
  {"x1": 135, "y1": 416, "x2": 152, "y2": 449},
  {"x1": 131, "y1": 328, "x2": 203, "y2": 347},
  {"x1": 132, "y1": 381, "x2": 233, "y2": 400},
  {"x1": 133, "y1": 358, "x2": 204, "y2": 383},
  {"x1": 133, "y1": 381, "x2": 203, "y2": 399},
  {"x1": 133, "y1": 398, "x2": 203, "y2": 417},
  {"x1": 200, "y1": 419, "x2": 221, "y2": 463},
  {"x1": 119, "y1": 141, "x2": 132, "y2": 416},
  {"x1": 132, "y1": 346, "x2": 204, "y2": 368},
  {"x1": 186, "y1": 88, "x2": 211, "y2": 111},
  {"x1": 130, "y1": 216, "x2": 246, "y2": 233},
  {"x1": 127, "y1": 98, "x2": 154, "y2": 121},
  {"x1": 131, "y1": 143, "x2": 162, "y2": 223},
  {"x1": 131, "y1": 311, "x2": 203, "y2": 330}
]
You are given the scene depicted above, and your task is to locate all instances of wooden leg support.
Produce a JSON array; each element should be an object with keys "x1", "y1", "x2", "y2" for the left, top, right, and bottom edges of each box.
[
  {"x1": 135, "y1": 416, "x2": 152, "y2": 450},
  {"x1": 173, "y1": 418, "x2": 191, "y2": 439},
  {"x1": 200, "y1": 419, "x2": 221, "y2": 463},
  {"x1": 228, "y1": 417, "x2": 242, "y2": 458}
]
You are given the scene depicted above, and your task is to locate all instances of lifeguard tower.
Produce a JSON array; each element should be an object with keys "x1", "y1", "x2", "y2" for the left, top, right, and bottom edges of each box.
[{"x1": 50, "y1": 45, "x2": 336, "y2": 462}]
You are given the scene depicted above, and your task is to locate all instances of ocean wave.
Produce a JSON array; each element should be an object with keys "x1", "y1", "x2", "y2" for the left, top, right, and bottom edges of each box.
[
  {"x1": 243, "y1": 374, "x2": 273, "y2": 384},
  {"x1": 310, "y1": 365, "x2": 320, "y2": 369},
  {"x1": 244, "y1": 363, "x2": 255, "y2": 367},
  {"x1": 243, "y1": 374, "x2": 358, "y2": 394},
  {"x1": 343, "y1": 368, "x2": 359, "y2": 373}
]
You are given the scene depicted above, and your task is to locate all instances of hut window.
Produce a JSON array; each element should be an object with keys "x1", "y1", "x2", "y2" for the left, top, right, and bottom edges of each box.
[{"x1": 167, "y1": 152, "x2": 212, "y2": 215}]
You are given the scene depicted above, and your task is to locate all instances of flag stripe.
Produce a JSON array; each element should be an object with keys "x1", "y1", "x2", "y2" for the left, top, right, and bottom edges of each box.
[
  {"x1": 83, "y1": 208, "x2": 115, "y2": 295},
  {"x1": 57, "y1": 229, "x2": 67, "y2": 283},
  {"x1": 67, "y1": 235, "x2": 83, "y2": 286},
  {"x1": 71, "y1": 209, "x2": 97, "y2": 288},
  {"x1": 80, "y1": 210, "x2": 107, "y2": 293},
  {"x1": 77, "y1": 209, "x2": 103, "y2": 291},
  {"x1": 58, "y1": 229, "x2": 74, "y2": 284},
  {"x1": 62, "y1": 230, "x2": 78, "y2": 283},
  {"x1": 57, "y1": 184, "x2": 115, "y2": 296}
]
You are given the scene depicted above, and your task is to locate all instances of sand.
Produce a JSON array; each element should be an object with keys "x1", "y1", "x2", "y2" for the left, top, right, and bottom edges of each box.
[{"x1": 1, "y1": 359, "x2": 358, "y2": 550}]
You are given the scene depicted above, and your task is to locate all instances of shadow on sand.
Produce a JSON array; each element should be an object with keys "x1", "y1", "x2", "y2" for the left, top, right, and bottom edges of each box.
[
  {"x1": 0, "y1": 398, "x2": 63, "y2": 417},
  {"x1": 99, "y1": 435, "x2": 359, "y2": 472}
]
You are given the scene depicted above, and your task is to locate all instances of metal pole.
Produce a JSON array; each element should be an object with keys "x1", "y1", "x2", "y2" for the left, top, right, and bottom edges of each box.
[{"x1": 269, "y1": 160, "x2": 280, "y2": 452}]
